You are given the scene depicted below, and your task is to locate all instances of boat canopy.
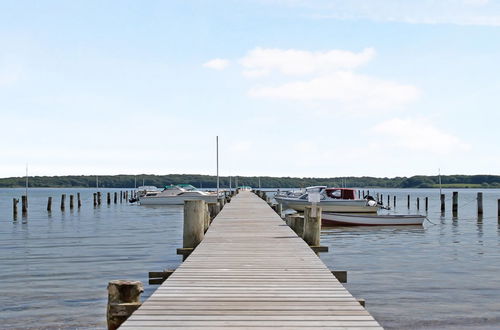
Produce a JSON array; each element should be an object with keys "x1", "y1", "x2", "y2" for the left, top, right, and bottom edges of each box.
[
  {"x1": 325, "y1": 188, "x2": 357, "y2": 200},
  {"x1": 164, "y1": 184, "x2": 197, "y2": 191}
]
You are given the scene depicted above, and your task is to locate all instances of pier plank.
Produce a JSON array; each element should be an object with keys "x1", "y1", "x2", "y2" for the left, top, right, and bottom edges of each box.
[{"x1": 121, "y1": 191, "x2": 382, "y2": 329}]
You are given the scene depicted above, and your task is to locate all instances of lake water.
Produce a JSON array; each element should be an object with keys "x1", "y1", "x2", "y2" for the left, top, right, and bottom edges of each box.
[{"x1": 1, "y1": 188, "x2": 499, "y2": 329}]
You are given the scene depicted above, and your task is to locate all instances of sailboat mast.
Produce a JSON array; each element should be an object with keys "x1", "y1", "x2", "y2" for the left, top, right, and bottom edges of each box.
[{"x1": 216, "y1": 136, "x2": 219, "y2": 198}]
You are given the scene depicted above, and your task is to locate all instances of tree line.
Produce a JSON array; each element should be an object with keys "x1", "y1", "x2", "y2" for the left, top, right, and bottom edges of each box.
[{"x1": 0, "y1": 174, "x2": 499, "y2": 188}]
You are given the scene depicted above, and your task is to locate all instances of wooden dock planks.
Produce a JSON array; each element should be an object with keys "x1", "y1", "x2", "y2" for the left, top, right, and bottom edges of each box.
[{"x1": 121, "y1": 191, "x2": 382, "y2": 329}]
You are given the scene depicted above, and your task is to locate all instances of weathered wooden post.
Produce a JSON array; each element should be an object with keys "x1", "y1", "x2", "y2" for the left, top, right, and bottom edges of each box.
[
  {"x1": 114, "y1": 192, "x2": 117, "y2": 204},
  {"x1": 387, "y1": 195, "x2": 390, "y2": 207},
  {"x1": 107, "y1": 280, "x2": 143, "y2": 330},
  {"x1": 13, "y1": 198, "x2": 18, "y2": 219},
  {"x1": 380, "y1": 194, "x2": 383, "y2": 204},
  {"x1": 452, "y1": 191, "x2": 458, "y2": 216},
  {"x1": 120, "y1": 191, "x2": 123, "y2": 203},
  {"x1": 60, "y1": 194, "x2": 66, "y2": 211},
  {"x1": 107, "y1": 192, "x2": 111, "y2": 205},
  {"x1": 393, "y1": 196, "x2": 396, "y2": 208},
  {"x1": 93, "y1": 193, "x2": 97, "y2": 207},
  {"x1": 276, "y1": 203, "x2": 283, "y2": 217},
  {"x1": 183, "y1": 200, "x2": 205, "y2": 250},
  {"x1": 376, "y1": 193, "x2": 380, "y2": 203},
  {"x1": 204, "y1": 203, "x2": 210, "y2": 232},
  {"x1": 287, "y1": 214, "x2": 304, "y2": 237},
  {"x1": 407, "y1": 195, "x2": 410, "y2": 209},
  {"x1": 125, "y1": 191, "x2": 128, "y2": 202},
  {"x1": 77, "y1": 193, "x2": 81, "y2": 208},
  {"x1": 303, "y1": 206, "x2": 321, "y2": 247},
  {"x1": 477, "y1": 192, "x2": 483, "y2": 215},
  {"x1": 358, "y1": 190, "x2": 361, "y2": 198},
  {"x1": 21, "y1": 195, "x2": 27, "y2": 215},
  {"x1": 440, "y1": 194, "x2": 445, "y2": 213},
  {"x1": 69, "y1": 195, "x2": 74, "y2": 209},
  {"x1": 425, "y1": 197, "x2": 428, "y2": 211},
  {"x1": 416, "y1": 197, "x2": 420, "y2": 210},
  {"x1": 47, "y1": 197, "x2": 52, "y2": 211},
  {"x1": 208, "y1": 202, "x2": 218, "y2": 220},
  {"x1": 97, "y1": 192, "x2": 102, "y2": 205}
]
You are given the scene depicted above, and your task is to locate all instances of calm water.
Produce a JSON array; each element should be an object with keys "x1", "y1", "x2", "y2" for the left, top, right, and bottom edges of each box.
[{"x1": 1, "y1": 188, "x2": 499, "y2": 329}]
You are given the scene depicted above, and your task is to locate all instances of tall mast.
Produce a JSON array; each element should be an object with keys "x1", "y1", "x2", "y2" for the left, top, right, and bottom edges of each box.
[
  {"x1": 25, "y1": 164, "x2": 28, "y2": 201},
  {"x1": 216, "y1": 136, "x2": 219, "y2": 198}
]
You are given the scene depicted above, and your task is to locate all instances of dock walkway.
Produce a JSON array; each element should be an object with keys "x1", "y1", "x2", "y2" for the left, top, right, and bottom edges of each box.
[{"x1": 121, "y1": 191, "x2": 382, "y2": 329}]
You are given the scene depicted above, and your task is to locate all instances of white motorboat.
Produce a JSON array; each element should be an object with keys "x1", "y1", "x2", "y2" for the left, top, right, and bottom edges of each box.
[
  {"x1": 322, "y1": 212, "x2": 425, "y2": 226},
  {"x1": 274, "y1": 187, "x2": 379, "y2": 213},
  {"x1": 139, "y1": 184, "x2": 220, "y2": 205},
  {"x1": 275, "y1": 186, "x2": 326, "y2": 198}
]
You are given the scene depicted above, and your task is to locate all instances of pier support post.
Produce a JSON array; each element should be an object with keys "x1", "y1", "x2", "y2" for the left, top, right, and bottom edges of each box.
[
  {"x1": 416, "y1": 197, "x2": 420, "y2": 210},
  {"x1": 387, "y1": 195, "x2": 390, "y2": 207},
  {"x1": 452, "y1": 191, "x2": 458, "y2": 216},
  {"x1": 77, "y1": 193, "x2": 81, "y2": 208},
  {"x1": 93, "y1": 193, "x2": 97, "y2": 207},
  {"x1": 477, "y1": 192, "x2": 483, "y2": 215},
  {"x1": 107, "y1": 192, "x2": 111, "y2": 205},
  {"x1": 276, "y1": 203, "x2": 283, "y2": 217},
  {"x1": 425, "y1": 197, "x2": 428, "y2": 211},
  {"x1": 47, "y1": 197, "x2": 52, "y2": 211},
  {"x1": 97, "y1": 192, "x2": 102, "y2": 205},
  {"x1": 440, "y1": 194, "x2": 445, "y2": 213},
  {"x1": 208, "y1": 202, "x2": 218, "y2": 220},
  {"x1": 183, "y1": 200, "x2": 205, "y2": 250},
  {"x1": 287, "y1": 214, "x2": 304, "y2": 237},
  {"x1": 60, "y1": 194, "x2": 66, "y2": 211},
  {"x1": 69, "y1": 195, "x2": 74, "y2": 209},
  {"x1": 114, "y1": 192, "x2": 117, "y2": 204},
  {"x1": 107, "y1": 280, "x2": 143, "y2": 330},
  {"x1": 394, "y1": 196, "x2": 396, "y2": 208},
  {"x1": 120, "y1": 191, "x2": 123, "y2": 203},
  {"x1": 303, "y1": 206, "x2": 321, "y2": 247},
  {"x1": 204, "y1": 203, "x2": 210, "y2": 231},
  {"x1": 407, "y1": 195, "x2": 410, "y2": 209}
]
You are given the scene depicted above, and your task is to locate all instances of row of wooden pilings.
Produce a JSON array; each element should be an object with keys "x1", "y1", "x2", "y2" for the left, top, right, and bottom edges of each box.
[
  {"x1": 358, "y1": 190, "x2": 499, "y2": 218},
  {"x1": 106, "y1": 191, "x2": 235, "y2": 330},
  {"x1": 12, "y1": 190, "x2": 138, "y2": 220}
]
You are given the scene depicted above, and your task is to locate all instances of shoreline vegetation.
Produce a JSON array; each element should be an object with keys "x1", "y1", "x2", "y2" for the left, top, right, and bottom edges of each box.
[{"x1": 0, "y1": 174, "x2": 499, "y2": 189}]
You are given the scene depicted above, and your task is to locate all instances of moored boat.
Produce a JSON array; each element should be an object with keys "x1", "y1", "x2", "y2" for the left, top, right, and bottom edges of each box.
[
  {"x1": 139, "y1": 184, "x2": 220, "y2": 205},
  {"x1": 322, "y1": 212, "x2": 425, "y2": 226},
  {"x1": 274, "y1": 187, "x2": 379, "y2": 213}
]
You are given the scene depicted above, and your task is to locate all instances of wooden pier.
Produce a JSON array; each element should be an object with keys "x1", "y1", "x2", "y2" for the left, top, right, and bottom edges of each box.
[{"x1": 121, "y1": 191, "x2": 382, "y2": 329}]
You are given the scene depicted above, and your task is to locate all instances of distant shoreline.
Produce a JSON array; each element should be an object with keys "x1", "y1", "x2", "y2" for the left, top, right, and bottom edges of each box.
[{"x1": 0, "y1": 174, "x2": 499, "y2": 189}]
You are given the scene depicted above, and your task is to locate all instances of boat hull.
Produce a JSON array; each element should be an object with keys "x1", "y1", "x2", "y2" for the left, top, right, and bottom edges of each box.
[
  {"x1": 275, "y1": 197, "x2": 378, "y2": 213},
  {"x1": 322, "y1": 212, "x2": 425, "y2": 226},
  {"x1": 139, "y1": 195, "x2": 219, "y2": 205}
]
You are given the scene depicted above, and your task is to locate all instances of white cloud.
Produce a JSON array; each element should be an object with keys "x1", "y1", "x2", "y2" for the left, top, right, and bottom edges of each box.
[
  {"x1": 372, "y1": 118, "x2": 471, "y2": 153},
  {"x1": 203, "y1": 58, "x2": 230, "y2": 70},
  {"x1": 240, "y1": 47, "x2": 375, "y2": 77},
  {"x1": 249, "y1": 71, "x2": 419, "y2": 109}
]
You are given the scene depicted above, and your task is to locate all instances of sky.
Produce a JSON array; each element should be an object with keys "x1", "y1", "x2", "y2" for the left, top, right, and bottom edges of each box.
[{"x1": 1, "y1": 0, "x2": 500, "y2": 178}]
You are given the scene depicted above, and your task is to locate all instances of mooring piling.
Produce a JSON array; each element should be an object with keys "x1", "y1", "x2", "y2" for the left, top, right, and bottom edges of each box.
[
  {"x1": 97, "y1": 192, "x2": 102, "y2": 205},
  {"x1": 407, "y1": 195, "x2": 410, "y2": 209},
  {"x1": 394, "y1": 195, "x2": 396, "y2": 207},
  {"x1": 425, "y1": 197, "x2": 429, "y2": 211},
  {"x1": 69, "y1": 195, "x2": 74, "y2": 209},
  {"x1": 93, "y1": 193, "x2": 97, "y2": 207},
  {"x1": 303, "y1": 206, "x2": 321, "y2": 247},
  {"x1": 416, "y1": 197, "x2": 420, "y2": 210},
  {"x1": 441, "y1": 194, "x2": 445, "y2": 213},
  {"x1": 21, "y1": 195, "x2": 27, "y2": 215},
  {"x1": 452, "y1": 191, "x2": 458, "y2": 216},
  {"x1": 477, "y1": 192, "x2": 483, "y2": 215},
  {"x1": 114, "y1": 192, "x2": 117, "y2": 204},
  {"x1": 13, "y1": 198, "x2": 18, "y2": 219},
  {"x1": 60, "y1": 194, "x2": 66, "y2": 211},
  {"x1": 77, "y1": 193, "x2": 81, "y2": 208},
  {"x1": 179, "y1": 200, "x2": 206, "y2": 260},
  {"x1": 47, "y1": 196, "x2": 52, "y2": 211},
  {"x1": 107, "y1": 192, "x2": 111, "y2": 205}
]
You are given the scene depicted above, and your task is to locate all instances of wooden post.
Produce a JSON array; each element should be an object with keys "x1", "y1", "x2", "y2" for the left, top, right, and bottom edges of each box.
[
  {"x1": 21, "y1": 195, "x2": 27, "y2": 215},
  {"x1": 387, "y1": 195, "x2": 390, "y2": 207},
  {"x1": 440, "y1": 194, "x2": 445, "y2": 213},
  {"x1": 120, "y1": 191, "x2": 123, "y2": 203},
  {"x1": 97, "y1": 192, "x2": 102, "y2": 205},
  {"x1": 425, "y1": 197, "x2": 428, "y2": 211},
  {"x1": 114, "y1": 192, "x2": 117, "y2": 204},
  {"x1": 380, "y1": 194, "x2": 383, "y2": 204},
  {"x1": 393, "y1": 196, "x2": 396, "y2": 208},
  {"x1": 358, "y1": 190, "x2": 360, "y2": 198},
  {"x1": 416, "y1": 197, "x2": 420, "y2": 210},
  {"x1": 287, "y1": 214, "x2": 304, "y2": 237},
  {"x1": 69, "y1": 195, "x2": 74, "y2": 209},
  {"x1": 452, "y1": 191, "x2": 458, "y2": 216},
  {"x1": 208, "y1": 202, "x2": 218, "y2": 220},
  {"x1": 93, "y1": 193, "x2": 97, "y2": 207},
  {"x1": 107, "y1": 280, "x2": 143, "y2": 330},
  {"x1": 125, "y1": 191, "x2": 128, "y2": 202},
  {"x1": 183, "y1": 200, "x2": 205, "y2": 250},
  {"x1": 204, "y1": 203, "x2": 210, "y2": 231},
  {"x1": 303, "y1": 206, "x2": 321, "y2": 246},
  {"x1": 107, "y1": 192, "x2": 111, "y2": 205},
  {"x1": 47, "y1": 197, "x2": 52, "y2": 211},
  {"x1": 276, "y1": 203, "x2": 283, "y2": 217},
  {"x1": 407, "y1": 195, "x2": 410, "y2": 209},
  {"x1": 77, "y1": 193, "x2": 81, "y2": 208},
  {"x1": 477, "y1": 192, "x2": 483, "y2": 215},
  {"x1": 376, "y1": 193, "x2": 379, "y2": 203},
  {"x1": 60, "y1": 194, "x2": 66, "y2": 211},
  {"x1": 13, "y1": 198, "x2": 18, "y2": 219}
]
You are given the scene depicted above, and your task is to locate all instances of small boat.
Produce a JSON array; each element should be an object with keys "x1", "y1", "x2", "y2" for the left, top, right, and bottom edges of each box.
[
  {"x1": 322, "y1": 212, "x2": 425, "y2": 226},
  {"x1": 275, "y1": 186, "x2": 326, "y2": 198},
  {"x1": 238, "y1": 186, "x2": 252, "y2": 191},
  {"x1": 274, "y1": 187, "x2": 379, "y2": 213},
  {"x1": 139, "y1": 184, "x2": 220, "y2": 205}
]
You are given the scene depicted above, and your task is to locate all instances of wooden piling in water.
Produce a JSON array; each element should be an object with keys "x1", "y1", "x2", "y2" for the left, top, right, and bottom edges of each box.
[
  {"x1": 440, "y1": 194, "x2": 445, "y2": 213},
  {"x1": 120, "y1": 191, "x2": 123, "y2": 203},
  {"x1": 477, "y1": 192, "x2": 483, "y2": 215},
  {"x1": 107, "y1": 192, "x2": 111, "y2": 205},
  {"x1": 407, "y1": 195, "x2": 410, "y2": 209},
  {"x1": 97, "y1": 192, "x2": 102, "y2": 205},
  {"x1": 69, "y1": 195, "x2": 74, "y2": 209},
  {"x1": 21, "y1": 195, "x2": 27, "y2": 215},
  {"x1": 416, "y1": 197, "x2": 420, "y2": 210},
  {"x1": 60, "y1": 194, "x2": 66, "y2": 211},
  {"x1": 452, "y1": 191, "x2": 458, "y2": 216},
  {"x1": 47, "y1": 197, "x2": 52, "y2": 211},
  {"x1": 77, "y1": 193, "x2": 81, "y2": 208},
  {"x1": 387, "y1": 195, "x2": 390, "y2": 206},
  {"x1": 93, "y1": 193, "x2": 97, "y2": 207},
  {"x1": 303, "y1": 206, "x2": 321, "y2": 247},
  {"x1": 204, "y1": 203, "x2": 210, "y2": 232},
  {"x1": 286, "y1": 214, "x2": 304, "y2": 237},
  {"x1": 107, "y1": 280, "x2": 143, "y2": 330},
  {"x1": 183, "y1": 200, "x2": 205, "y2": 250},
  {"x1": 394, "y1": 195, "x2": 396, "y2": 207},
  {"x1": 114, "y1": 192, "x2": 117, "y2": 204},
  {"x1": 13, "y1": 198, "x2": 18, "y2": 219},
  {"x1": 425, "y1": 197, "x2": 428, "y2": 211}
]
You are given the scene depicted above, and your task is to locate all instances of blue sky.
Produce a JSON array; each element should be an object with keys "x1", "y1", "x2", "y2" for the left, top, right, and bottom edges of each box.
[{"x1": 1, "y1": 0, "x2": 499, "y2": 178}]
